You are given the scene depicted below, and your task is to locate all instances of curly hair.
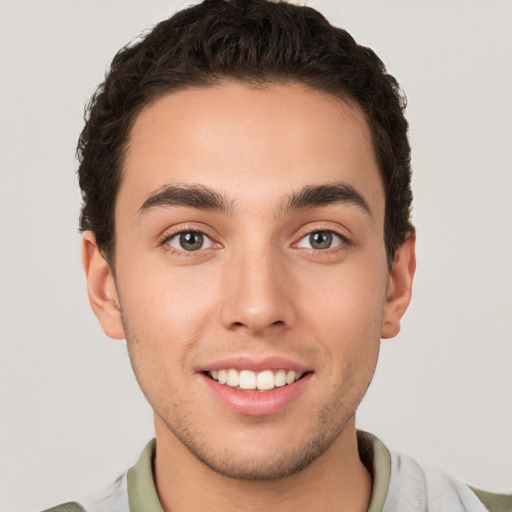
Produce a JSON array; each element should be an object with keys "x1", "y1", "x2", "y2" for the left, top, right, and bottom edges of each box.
[{"x1": 77, "y1": 0, "x2": 414, "y2": 266}]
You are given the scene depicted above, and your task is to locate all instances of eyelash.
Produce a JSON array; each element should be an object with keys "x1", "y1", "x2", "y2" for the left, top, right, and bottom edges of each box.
[
  {"x1": 159, "y1": 226, "x2": 350, "y2": 257},
  {"x1": 159, "y1": 226, "x2": 218, "y2": 257},
  {"x1": 293, "y1": 228, "x2": 350, "y2": 254}
]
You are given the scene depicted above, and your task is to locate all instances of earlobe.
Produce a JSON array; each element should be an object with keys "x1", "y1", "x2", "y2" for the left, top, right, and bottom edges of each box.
[
  {"x1": 381, "y1": 233, "x2": 416, "y2": 339},
  {"x1": 82, "y1": 232, "x2": 125, "y2": 340}
]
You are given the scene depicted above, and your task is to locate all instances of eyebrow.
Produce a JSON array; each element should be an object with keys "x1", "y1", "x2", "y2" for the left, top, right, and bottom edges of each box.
[
  {"x1": 138, "y1": 184, "x2": 232, "y2": 216},
  {"x1": 137, "y1": 181, "x2": 371, "y2": 218},
  {"x1": 282, "y1": 182, "x2": 371, "y2": 216}
]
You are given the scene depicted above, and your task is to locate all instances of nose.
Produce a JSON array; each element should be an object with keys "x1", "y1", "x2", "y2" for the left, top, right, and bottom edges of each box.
[{"x1": 220, "y1": 247, "x2": 296, "y2": 336}]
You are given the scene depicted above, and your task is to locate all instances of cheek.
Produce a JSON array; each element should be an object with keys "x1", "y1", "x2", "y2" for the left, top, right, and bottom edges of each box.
[
  {"x1": 294, "y1": 258, "x2": 387, "y2": 390},
  {"x1": 297, "y1": 259, "x2": 388, "y2": 340},
  {"x1": 118, "y1": 273, "x2": 212, "y2": 409},
  {"x1": 117, "y1": 260, "x2": 220, "y2": 342},
  {"x1": 116, "y1": 268, "x2": 221, "y2": 408}
]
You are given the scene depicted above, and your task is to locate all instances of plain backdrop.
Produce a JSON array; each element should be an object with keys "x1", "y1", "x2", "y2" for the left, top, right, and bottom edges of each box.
[{"x1": 1, "y1": 1, "x2": 511, "y2": 510}]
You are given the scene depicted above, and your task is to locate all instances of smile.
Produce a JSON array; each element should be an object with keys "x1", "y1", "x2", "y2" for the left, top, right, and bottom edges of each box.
[{"x1": 208, "y1": 369, "x2": 304, "y2": 391}]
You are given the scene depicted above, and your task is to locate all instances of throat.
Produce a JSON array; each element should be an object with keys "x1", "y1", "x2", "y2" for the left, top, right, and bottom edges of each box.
[{"x1": 153, "y1": 416, "x2": 373, "y2": 512}]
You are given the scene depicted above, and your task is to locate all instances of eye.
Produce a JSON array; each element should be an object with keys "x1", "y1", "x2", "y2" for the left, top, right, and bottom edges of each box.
[
  {"x1": 166, "y1": 231, "x2": 214, "y2": 252},
  {"x1": 296, "y1": 231, "x2": 344, "y2": 250}
]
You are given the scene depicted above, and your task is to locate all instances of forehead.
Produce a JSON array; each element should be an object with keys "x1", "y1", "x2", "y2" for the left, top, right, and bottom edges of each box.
[{"x1": 120, "y1": 82, "x2": 384, "y2": 218}]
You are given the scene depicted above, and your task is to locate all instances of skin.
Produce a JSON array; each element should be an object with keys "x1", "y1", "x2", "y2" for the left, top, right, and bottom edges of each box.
[{"x1": 83, "y1": 82, "x2": 415, "y2": 512}]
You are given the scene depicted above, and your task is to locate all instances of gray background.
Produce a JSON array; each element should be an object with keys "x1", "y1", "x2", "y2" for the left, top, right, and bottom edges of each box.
[{"x1": 1, "y1": 1, "x2": 511, "y2": 510}]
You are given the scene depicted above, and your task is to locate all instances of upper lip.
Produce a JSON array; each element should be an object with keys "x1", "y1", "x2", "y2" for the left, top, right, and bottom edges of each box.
[{"x1": 197, "y1": 355, "x2": 312, "y2": 373}]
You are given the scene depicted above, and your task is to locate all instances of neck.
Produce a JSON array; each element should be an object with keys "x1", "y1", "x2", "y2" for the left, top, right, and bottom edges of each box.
[{"x1": 153, "y1": 415, "x2": 371, "y2": 512}]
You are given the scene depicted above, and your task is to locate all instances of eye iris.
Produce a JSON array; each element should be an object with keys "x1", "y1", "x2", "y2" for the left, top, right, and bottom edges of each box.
[
  {"x1": 179, "y1": 232, "x2": 203, "y2": 251},
  {"x1": 310, "y1": 231, "x2": 332, "y2": 250}
]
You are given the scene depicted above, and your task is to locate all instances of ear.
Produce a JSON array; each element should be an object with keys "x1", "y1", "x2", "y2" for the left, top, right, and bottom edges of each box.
[
  {"x1": 381, "y1": 234, "x2": 416, "y2": 339},
  {"x1": 82, "y1": 231, "x2": 125, "y2": 340}
]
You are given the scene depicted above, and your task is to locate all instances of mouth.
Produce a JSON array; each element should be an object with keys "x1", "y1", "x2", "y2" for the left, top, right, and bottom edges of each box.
[
  {"x1": 200, "y1": 360, "x2": 313, "y2": 415},
  {"x1": 205, "y1": 368, "x2": 307, "y2": 391}
]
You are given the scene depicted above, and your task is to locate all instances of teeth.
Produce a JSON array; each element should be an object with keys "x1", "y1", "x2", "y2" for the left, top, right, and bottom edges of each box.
[
  {"x1": 217, "y1": 369, "x2": 227, "y2": 384},
  {"x1": 257, "y1": 370, "x2": 275, "y2": 390},
  {"x1": 239, "y1": 370, "x2": 256, "y2": 390},
  {"x1": 227, "y1": 369, "x2": 239, "y2": 387},
  {"x1": 274, "y1": 369, "x2": 287, "y2": 387},
  {"x1": 208, "y1": 368, "x2": 304, "y2": 391},
  {"x1": 286, "y1": 370, "x2": 299, "y2": 385}
]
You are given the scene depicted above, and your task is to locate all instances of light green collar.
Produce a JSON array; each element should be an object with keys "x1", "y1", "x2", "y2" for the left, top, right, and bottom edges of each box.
[
  {"x1": 127, "y1": 439, "x2": 164, "y2": 512},
  {"x1": 127, "y1": 431, "x2": 392, "y2": 512},
  {"x1": 357, "y1": 431, "x2": 391, "y2": 512}
]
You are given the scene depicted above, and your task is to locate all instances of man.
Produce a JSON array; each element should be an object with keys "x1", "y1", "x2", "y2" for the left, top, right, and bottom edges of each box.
[{"x1": 42, "y1": 1, "x2": 510, "y2": 511}]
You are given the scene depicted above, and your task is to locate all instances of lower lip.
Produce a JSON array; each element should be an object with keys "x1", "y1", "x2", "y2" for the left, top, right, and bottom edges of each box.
[{"x1": 201, "y1": 373, "x2": 312, "y2": 416}]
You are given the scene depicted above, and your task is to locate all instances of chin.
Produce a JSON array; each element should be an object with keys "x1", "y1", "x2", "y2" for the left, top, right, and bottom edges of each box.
[
  {"x1": 188, "y1": 442, "x2": 331, "y2": 481},
  {"x1": 161, "y1": 410, "x2": 349, "y2": 481}
]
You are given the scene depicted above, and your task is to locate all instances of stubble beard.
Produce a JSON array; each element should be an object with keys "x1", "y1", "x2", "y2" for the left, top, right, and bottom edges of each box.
[
  {"x1": 155, "y1": 396, "x2": 357, "y2": 481},
  {"x1": 121, "y1": 308, "x2": 376, "y2": 482}
]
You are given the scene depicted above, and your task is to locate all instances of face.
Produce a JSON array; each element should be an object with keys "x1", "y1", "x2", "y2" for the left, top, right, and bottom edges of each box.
[{"x1": 84, "y1": 82, "x2": 414, "y2": 480}]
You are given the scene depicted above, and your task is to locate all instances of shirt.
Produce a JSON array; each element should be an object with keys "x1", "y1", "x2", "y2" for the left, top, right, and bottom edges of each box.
[{"x1": 42, "y1": 431, "x2": 511, "y2": 512}]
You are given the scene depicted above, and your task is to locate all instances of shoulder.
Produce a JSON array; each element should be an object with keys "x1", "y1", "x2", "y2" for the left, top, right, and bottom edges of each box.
[
  {"x1": 36, "y1": 440, "x2": 156, "y2": 512},
  {"x1": 39, "y1": 470, "x2": 129, "y2": 512},
  {"x1": 40, "y1": 503, "x2": 86, "y2": 512},
  {"x1": 471, "y1": 487, "x2": 512, "y2": 512},
  {"x1": 385, "y1": 447, "x2": 510, "y2": 512}
]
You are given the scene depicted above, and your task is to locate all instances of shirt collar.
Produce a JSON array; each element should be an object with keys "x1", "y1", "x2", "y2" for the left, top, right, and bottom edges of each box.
[{"x1": 127, "y1": 431, "x2": 392, "y2": 512}]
